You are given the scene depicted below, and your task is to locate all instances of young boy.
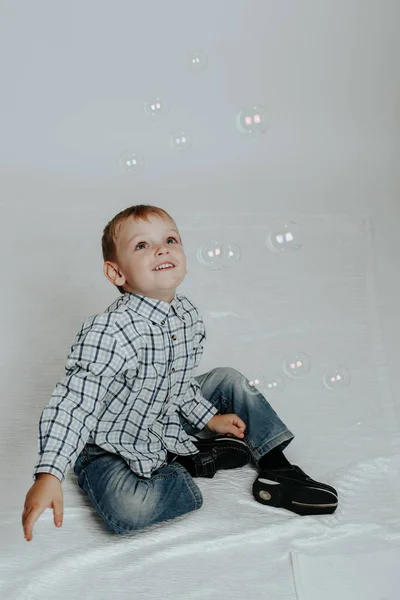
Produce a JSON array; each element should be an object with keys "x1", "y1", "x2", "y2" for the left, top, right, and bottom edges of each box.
[{"x1": 22, "y1": 204, "x2": 338, "y2": 541}]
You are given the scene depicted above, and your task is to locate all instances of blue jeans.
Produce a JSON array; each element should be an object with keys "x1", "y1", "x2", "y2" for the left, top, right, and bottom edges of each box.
[{"x1": 73, "y1": 367, "x2": 294, "y2": 535}]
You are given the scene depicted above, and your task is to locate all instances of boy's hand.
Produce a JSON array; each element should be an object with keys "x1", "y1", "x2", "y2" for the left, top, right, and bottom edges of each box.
[
  {"x1": 22, "y1": 473, "x2": 64, "y2": 542},
  {"x1": 205, "y1": 414, "x2": 246, "y2": 439}
]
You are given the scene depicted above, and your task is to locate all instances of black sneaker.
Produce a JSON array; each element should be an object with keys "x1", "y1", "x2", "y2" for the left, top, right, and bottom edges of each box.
[
  {"x1": 169, "y1": 434, "x2": 251, "y2": 478},
  {"x1": 252, "y1": 465, "x2": 338, "y2": 515}
]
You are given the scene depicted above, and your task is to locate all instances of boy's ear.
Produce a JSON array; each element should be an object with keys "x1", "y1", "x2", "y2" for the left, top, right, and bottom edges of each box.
[{"x1": 103, "y1": 261, "x2": 125, "y2": 286}]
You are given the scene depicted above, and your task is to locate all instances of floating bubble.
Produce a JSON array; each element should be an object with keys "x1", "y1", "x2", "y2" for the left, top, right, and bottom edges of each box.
[
  {"x1": 241, "y1": 374, "x2": 265, "y2": 396},
  {"x1": 323, "y1": 366, "x2": 351, "y2": 391},
  {"x1": 282, "y1": 352, "x2": 311, "y2": 379},
  {"x1": 264, "y1": 373, "x2": 286, "y2": 397},
  {"x1": 187, "y1": 51, "x2": 208, "y2": 72},
  {"x1": 266, "y1": 221, "x2": 303, "y2": 253},
  {"x1": 196, "y1": 239, "x2": 241, "y2": 270},
  {"x1": 118, "y1": 150, "x2": 144, "y2": 173},
  {"x1": 236, "y1": 104, "x2": 270, "y2": 134},
  {"x1": 170, "y1": 130, "x2": 192, "y2": 151},
  {"x1": 144, "y1": 97, "x2": 168, "y2": 120}
]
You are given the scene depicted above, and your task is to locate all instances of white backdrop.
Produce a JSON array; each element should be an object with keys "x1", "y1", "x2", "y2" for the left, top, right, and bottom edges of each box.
[{"x1": 1, "y1": 2, "x2": 399, "y2": 599}]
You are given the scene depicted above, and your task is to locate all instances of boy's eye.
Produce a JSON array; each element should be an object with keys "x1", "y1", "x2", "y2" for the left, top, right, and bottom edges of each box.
[{"x1": 135, "y1": 237, "x2": 179, "y2": 250}]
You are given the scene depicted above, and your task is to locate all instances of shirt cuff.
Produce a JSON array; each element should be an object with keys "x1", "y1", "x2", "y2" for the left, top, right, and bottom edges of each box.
[
  {"x1": 32, "y1": 453, "x2": 70, "y2": 483},
  {"x1": 179, "y1": 378, "x2": 219, "y2": 431}
]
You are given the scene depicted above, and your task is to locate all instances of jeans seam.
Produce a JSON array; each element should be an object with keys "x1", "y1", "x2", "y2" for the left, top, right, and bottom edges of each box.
[
  {"x1": 171, "y1": 462, "x2": 203, "y2": 509},
  {"x1": 150, "y1": 467, "x2": 184, "y2": 481},
  {"x1": 79, "y1": 469, "x2": 132, "y2": 534}
]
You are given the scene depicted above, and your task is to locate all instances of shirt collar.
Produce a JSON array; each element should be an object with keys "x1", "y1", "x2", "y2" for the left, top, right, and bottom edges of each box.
[{"x1": 121, "y1": 291, "x2": 185, "y2": 323}]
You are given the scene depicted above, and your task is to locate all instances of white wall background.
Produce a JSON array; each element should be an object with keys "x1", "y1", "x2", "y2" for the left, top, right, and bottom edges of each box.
[{"x1": 1, "y1": 0, "x2": 399, "y2": 509}]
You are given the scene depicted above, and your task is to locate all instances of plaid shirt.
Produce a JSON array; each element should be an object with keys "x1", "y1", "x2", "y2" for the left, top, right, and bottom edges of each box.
[{"x1": 32, "y1": 292, "x2": 218, "y2": 482}]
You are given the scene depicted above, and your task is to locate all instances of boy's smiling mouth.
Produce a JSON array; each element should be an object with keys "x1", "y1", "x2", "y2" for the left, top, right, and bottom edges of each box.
[
  {"x1": 154, "y1": 267, "x2": 175, "y2": 272},
  {"x1": 153, "y1": 262, "x2": 175, "y2": 271}
]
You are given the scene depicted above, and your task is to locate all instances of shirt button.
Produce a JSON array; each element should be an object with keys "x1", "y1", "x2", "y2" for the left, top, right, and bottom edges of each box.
[
  {"x1": 171, "y1": 368, "x2": 175, "y2": 373},
  {"x1": 171, "y1": 334, "x2": 177, "y2": 340}
]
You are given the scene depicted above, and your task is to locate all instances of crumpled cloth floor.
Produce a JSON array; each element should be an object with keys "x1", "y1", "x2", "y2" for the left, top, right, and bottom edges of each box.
[
  {"x1": 1, "y1": 449, "x2": 400, "y2": 600},
  {"x1": 291, "y1": 543, "x2": 400, "y2": 600}
]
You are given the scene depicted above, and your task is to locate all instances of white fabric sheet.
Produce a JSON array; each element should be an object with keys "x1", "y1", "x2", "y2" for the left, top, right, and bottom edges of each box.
[
  {"x1": 291, "y1": 545, "x2": 400, "y2": 600},
  {"x1": 2, "y1": 453, "x2": 400, "y2": 600}
]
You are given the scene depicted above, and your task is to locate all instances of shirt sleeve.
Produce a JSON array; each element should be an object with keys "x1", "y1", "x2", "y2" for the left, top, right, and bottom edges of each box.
[
  {"x1": 32, "y1": 326, "x2": 129, "y2": 483},
  {"x1": 178, "y1": 313, "x2": 218, "y2": 431}
]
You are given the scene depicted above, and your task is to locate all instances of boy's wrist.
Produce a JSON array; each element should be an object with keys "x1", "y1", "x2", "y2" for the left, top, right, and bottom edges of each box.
[
  {"x1": 205, "y1": 415, "x2": 217, "y2": 430},
  {"x1": 36, "y1": 473, "x2": 59, "y2": 482}
]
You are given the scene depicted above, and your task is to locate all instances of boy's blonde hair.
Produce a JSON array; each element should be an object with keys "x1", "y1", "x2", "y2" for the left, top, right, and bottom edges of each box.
[{"x1": 102, "y1": 204, "x2": 175, "y2": 294}]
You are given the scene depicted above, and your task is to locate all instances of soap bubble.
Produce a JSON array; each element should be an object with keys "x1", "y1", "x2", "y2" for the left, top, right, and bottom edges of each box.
[
  {"x1": 241, "y1": 374, "x2": 265, "y2": 396},
  {"x1": 187, "y1": 51, "x2": 208, "y2": 72},
  {"x1": 170, "y1": 130, "x2": 192, "y2": 151},
  {"x1": 282, "y1": 352, "x2": 311, "y2": 379},
  {"x1": 264, "y1": 373, "x2": 286, "y2": 397},
  {"x1": 119, "y1": 150, "x2": 144, "y2": 173},
  {"x1": 144, "y1": 97, "x2": 168, "y2": 120},
  {"x1": 196, "y1": 239, "x2": 241, "y2": 270},
  {"x1": 266, "y1": 221, "x2": 303, "y2": 253},
  {"x1": 323, "y1": 366, "x2": 351, "y2": 391},
  {"x1": 236, "y1": 104, "x2": 270, "y2": 134}
]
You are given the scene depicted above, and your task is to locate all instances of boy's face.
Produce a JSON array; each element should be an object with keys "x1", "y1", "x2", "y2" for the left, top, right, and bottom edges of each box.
[{"x1": 104, "y1": 215, "x2": 188, "y2": 303}]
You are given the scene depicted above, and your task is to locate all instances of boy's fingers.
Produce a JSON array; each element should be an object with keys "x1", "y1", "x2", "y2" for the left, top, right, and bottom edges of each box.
[
  {"x1": 24, "y1": 515, "x2": 35, "y2": 539},
  {"x1": 53, "y1": 501, "x2": 63, "y2": 526},
  {"x1": 233, "y1": 415, "x2": 246, "y2": 430},
  {"x1": 24, "y1": 507, "x2": 43, "y2": 540},
  {"x1": 22, "y1": 506, "x2": 31, "y2": 530}
]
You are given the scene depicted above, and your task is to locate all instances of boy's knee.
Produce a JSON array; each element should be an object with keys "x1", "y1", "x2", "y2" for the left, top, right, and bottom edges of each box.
[
  {"x1": 103, "y1": 471, "x2": 203, "y2": 534},
  {"x1": 105, "y1": 494, "x2": 202, "y2": 535},
  {"x1": 213, "y1": 366, "x2": 239, "y2": 377},
  {"x1": 214, "y1": 366, "x2": 243, "y2": 382}
]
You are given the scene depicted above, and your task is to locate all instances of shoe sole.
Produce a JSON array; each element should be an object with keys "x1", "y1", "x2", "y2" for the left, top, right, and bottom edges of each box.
[{"x1": 253, "y1": 475, "x2": 338, "y2": 516}]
